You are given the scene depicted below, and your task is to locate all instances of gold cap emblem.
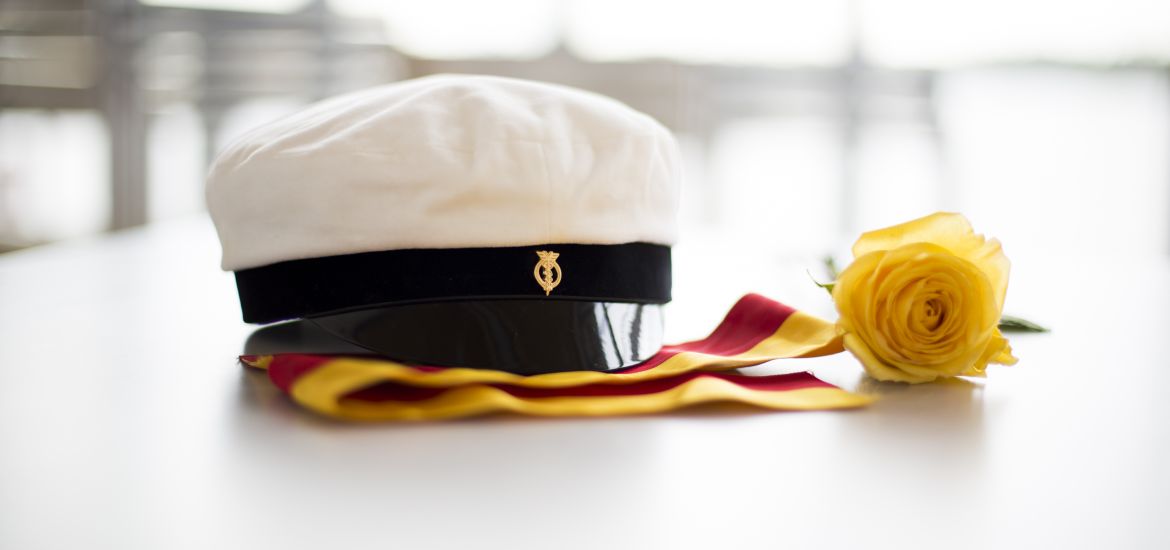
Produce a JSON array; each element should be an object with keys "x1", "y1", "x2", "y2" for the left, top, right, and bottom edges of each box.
[{"x1": 533, "y1": 250, "x2": 562, "y2": 296}]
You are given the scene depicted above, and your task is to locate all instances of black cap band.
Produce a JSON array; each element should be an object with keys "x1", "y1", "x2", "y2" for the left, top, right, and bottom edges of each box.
[{"x1": 234, "y1": 242, "x2": 672, "y2": 324}]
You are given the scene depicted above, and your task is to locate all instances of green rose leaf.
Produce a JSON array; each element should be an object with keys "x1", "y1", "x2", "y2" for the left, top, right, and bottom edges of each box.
[{"x1": 998, "y1": 315, "x2": 1049, "y2": 333}]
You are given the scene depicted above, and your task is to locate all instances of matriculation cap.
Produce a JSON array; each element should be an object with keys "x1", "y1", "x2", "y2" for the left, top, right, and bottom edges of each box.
[{"x1": 207, "y1": 74, "x2": 681, "y2": 375}]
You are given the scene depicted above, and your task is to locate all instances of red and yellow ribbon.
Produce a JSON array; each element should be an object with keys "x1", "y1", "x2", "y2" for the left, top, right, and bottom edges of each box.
[{"x1": 242, "y1": 294, "x2": 871, "y2": 420}]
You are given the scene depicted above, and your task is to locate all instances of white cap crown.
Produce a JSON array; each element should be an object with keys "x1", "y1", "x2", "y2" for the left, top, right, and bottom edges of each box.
[{"x1": 207, "y1": 74, "x2": 681, "y2": 271}]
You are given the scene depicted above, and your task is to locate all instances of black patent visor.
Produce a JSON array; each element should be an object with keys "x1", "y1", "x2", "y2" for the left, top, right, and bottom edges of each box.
[{"x1": 305, "y1": 300, "x2": 664, "y2": 375}]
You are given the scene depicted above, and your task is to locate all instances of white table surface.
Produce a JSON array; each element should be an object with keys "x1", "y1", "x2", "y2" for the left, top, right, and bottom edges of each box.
[{"x1": 1, "y1": 217, "x2": 1167, "y2": 550}]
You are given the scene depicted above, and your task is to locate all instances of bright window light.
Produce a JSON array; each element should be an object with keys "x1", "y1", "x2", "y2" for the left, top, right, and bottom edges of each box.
[
  {"x1": 330, "y1": 0, "x2": 561, "y2": 59},
  {"x1": 564, "y1": 0, "x2": 849, "y2": 66},
  {"x1": 861, "y1": 0, "x2": 1170, "y2": 67}
]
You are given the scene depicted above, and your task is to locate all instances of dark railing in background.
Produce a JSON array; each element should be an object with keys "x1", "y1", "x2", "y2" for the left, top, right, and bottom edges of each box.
[{"x1": 1, "y1": 0, "x2": 396, "y2": 234}]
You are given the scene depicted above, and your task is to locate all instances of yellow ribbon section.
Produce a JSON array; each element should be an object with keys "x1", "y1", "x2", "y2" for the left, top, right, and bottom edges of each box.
[{"x1": 305, "y1": 378, "x2": 869, "y2": 422}]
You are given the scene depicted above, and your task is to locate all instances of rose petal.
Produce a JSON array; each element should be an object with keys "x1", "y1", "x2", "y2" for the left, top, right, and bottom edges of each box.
[{"x1": 843, "y1": 333, "x2": 937, "y2": 383}]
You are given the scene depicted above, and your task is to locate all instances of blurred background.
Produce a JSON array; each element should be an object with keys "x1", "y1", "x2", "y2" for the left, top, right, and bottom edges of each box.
[{"x1": 1, "y1": 0, "x2": 1168, "y2": 261}]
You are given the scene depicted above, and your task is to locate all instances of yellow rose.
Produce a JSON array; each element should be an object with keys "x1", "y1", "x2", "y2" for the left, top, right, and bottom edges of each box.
[{"x1": 832, "y1": 212, "x2": 1018, "y2": 383}]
